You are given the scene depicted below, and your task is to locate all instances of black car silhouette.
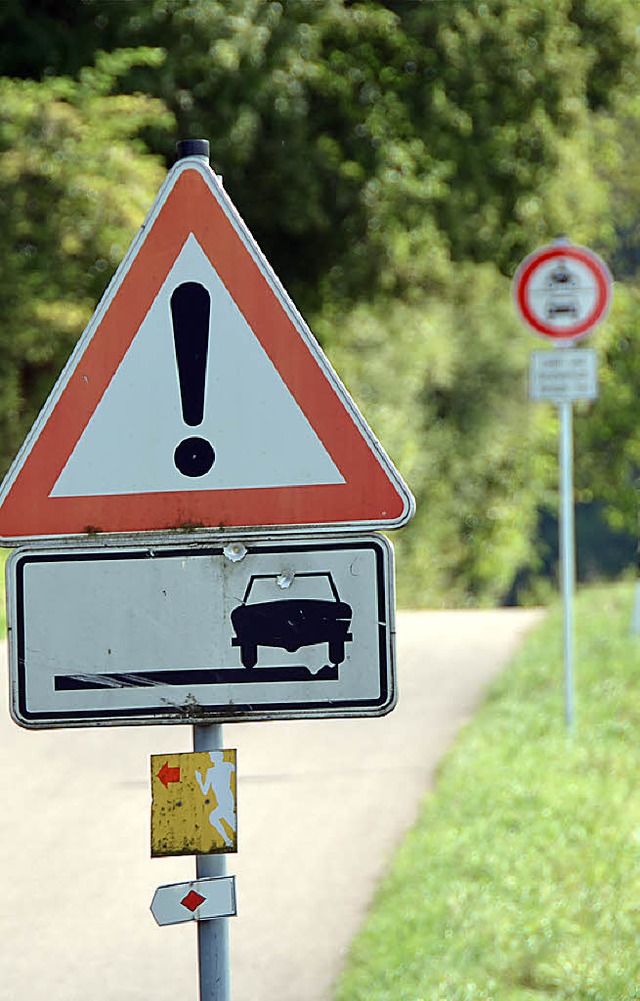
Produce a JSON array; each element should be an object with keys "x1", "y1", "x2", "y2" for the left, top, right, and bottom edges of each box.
[
  {"x1": 545, "y1": 262, "x2": 580, "y2": 321},
  {"x1": 231, "y1": 572, "x2": 353, "y2": 669}
]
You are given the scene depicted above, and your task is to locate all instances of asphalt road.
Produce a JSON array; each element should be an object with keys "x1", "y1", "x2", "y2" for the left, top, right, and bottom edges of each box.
[{"x1": 0, "y1": 608, "x2": 542, "y2": 1001}]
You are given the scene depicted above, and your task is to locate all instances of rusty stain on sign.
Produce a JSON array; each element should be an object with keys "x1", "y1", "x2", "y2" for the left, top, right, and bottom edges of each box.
[{"x1": 151, "y1": 749, "x2": 237, "y2": 857}]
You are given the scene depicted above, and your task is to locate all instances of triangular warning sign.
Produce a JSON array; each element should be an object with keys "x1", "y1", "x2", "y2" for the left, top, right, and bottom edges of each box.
[{"x1": 0, "y1": 157, "x2": 414, "y2": 543}]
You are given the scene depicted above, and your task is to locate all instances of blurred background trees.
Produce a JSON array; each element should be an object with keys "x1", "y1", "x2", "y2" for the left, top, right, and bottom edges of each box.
[{"x1": 0, "y1": 0, "x2": 637, "y2": 605}]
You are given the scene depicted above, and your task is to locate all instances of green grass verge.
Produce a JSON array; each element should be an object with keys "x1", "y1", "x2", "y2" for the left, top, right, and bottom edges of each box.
[{"x1": 335, "y1": 584, "x2": 640, "y2": 1001}]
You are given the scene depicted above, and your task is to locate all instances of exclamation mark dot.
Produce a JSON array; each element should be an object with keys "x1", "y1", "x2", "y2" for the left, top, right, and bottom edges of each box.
[{"x1": 170, "y1": 281, "x2": 215, "y2": 477}]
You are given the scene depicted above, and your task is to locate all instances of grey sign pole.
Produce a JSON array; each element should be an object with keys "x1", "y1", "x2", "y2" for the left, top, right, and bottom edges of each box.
[
  {"x1": 135, "y1": 124, "x2": 231, "y2": 998},
  {"x1": 193, "y1": 722, "x2": 230, "y2": 1001},
  {"x1": 558, "y1": 399, "x2": 576, "y2": 732}
]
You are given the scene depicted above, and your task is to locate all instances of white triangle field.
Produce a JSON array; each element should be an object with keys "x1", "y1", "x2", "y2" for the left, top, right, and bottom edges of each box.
[{"x1": 51, "y1": 235, "x2": 344, "y2": 497}]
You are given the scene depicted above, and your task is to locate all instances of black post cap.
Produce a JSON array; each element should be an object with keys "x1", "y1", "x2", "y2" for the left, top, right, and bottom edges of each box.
[{"x1": 175, "y1": 139, "x2": 210, "y2": 161}]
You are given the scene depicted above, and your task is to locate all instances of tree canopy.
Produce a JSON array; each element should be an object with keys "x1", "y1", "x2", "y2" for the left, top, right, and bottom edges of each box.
[{"x1": 0, "y1": 0, "x2": 638, "y2": 605}]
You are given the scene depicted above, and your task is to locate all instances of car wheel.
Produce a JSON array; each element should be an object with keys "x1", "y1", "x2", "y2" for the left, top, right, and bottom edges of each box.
[
  {"x1": 328, "y1": 640, "x2": 345, "y2": 665},
  {"x1": 241, "y1": 643, "x2": 258, "y2": 668}
]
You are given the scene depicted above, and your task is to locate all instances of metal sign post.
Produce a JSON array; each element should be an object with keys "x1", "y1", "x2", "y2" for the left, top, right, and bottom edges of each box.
[
  {"x1": 514, "y1": 239, "x2": 613, "y2": 732},
  {"x1": 558, "y1": 399, "x2": 576, "y2": 731},
  {"x1": 193, "y1": 723, "x2": 230, "y2": 1001}
]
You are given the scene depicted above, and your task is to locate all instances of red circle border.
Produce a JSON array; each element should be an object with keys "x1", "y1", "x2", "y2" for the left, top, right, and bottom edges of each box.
[{"x1": 513, "y1": 244, "x2": 612, "y2": 341}]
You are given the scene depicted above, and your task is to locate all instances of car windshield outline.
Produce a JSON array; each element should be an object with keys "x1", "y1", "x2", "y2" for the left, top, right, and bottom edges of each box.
[{"x1": 241, "y1": 571, "x2": 341, "y2": 605}]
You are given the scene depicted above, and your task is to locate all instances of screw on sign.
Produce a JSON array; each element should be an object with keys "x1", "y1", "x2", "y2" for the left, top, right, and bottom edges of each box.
[{"x1": 513, "y1": 241, "x2": 613, "y2": 341}]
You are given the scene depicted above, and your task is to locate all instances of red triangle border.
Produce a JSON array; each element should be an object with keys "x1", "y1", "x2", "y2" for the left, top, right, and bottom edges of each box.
[{"x1": 0, "y1": 162, "x2": 413, "y2": 542}]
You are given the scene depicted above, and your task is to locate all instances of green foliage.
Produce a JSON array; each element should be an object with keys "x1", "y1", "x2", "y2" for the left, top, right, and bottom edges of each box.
[
  {"x1": 0, "y1": 1, "x2": 638, "y2": 604},
  {"x1": 113, "y1": 0, "x2": 640, "y2": 299},
  {"x1": 592, "y1": 92, "x2": 640, "y2": 280},
  {"x1": 336, "y1": 584, "x2": 640, "y2": 999},
  {"x1": 319, "y1": 265, "x2": 553, "y2": 606},
  {"x1": 0, "y1": 0, "x2": 122, "y2": 79},
  {"x1": 4, "y1": 1, "x2": 635, "y2": 300},
  {"x1": 575, "y1": 283, "x2": 640, "y2": 532},
  {"x1": 0, "y1": 50, "x2": 172, "y2": 470},
  {"x1": 556, "y1": 70, "x2": 640, "y2": 543}
]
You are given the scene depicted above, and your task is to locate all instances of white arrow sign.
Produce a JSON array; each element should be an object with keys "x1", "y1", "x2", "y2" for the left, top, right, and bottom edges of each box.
[{"x1": 151, "y1": 876, "x2": 237, "y2": 926}]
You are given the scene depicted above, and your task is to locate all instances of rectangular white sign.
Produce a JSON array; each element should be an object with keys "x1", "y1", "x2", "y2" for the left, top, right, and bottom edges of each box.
[
  {"x1": 7, "y1": 535, "x2": 395, "y2": 728},
  {"x1": 529, "y1": 348, "x2": 598, "y2": 402}
]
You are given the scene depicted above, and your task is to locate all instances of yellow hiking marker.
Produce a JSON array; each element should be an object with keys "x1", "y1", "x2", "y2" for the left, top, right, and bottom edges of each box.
[{"x1": 151, "y1": 750, "x2": 237, "y2": 857}]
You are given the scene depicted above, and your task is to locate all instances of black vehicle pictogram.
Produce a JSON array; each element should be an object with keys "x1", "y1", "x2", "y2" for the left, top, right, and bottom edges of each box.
[
  {"x1": 231, "y1": 572, "x2": 353, "y2": 669},
  {"x1": 544, "y1": 263, "x2": 580, "y2": 321}
]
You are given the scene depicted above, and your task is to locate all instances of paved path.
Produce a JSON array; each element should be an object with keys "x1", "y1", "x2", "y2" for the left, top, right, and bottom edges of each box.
[{"x1": 0, "y1": 609, "x2": 542, "y2": 1001}]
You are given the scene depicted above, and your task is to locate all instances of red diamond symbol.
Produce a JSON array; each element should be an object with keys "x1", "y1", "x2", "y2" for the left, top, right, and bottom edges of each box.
[{"x1": 181, "y1": 890, "x2": 206, "y2": 912}]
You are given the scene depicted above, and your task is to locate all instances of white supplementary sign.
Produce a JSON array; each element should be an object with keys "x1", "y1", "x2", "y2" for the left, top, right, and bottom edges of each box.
[
  {"x1": 513, "y1": 241, "x2": 612, "y2": 342},
  {"x1": 529, "y1": 349, "x2": 599, "y2": 402},
  {"x1": 7, "y1": 534, "x2": 395, "y2": 728},
  {"x1": 151, "y1": 876, "x2": 237, "y2": 926},
  {"x1": 0, "y1": 157, "x2": 413, "y2": 543}
]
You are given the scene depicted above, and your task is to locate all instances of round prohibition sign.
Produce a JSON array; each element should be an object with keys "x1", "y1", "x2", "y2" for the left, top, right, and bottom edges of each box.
[{"x1": 513, "y1": 242, "x2": 612, "y2": 341}]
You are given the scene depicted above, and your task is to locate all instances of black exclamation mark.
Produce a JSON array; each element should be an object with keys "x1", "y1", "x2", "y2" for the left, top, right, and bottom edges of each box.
[{"x1": 170, "y1": 281, "x2": 215, "y2": 477}]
